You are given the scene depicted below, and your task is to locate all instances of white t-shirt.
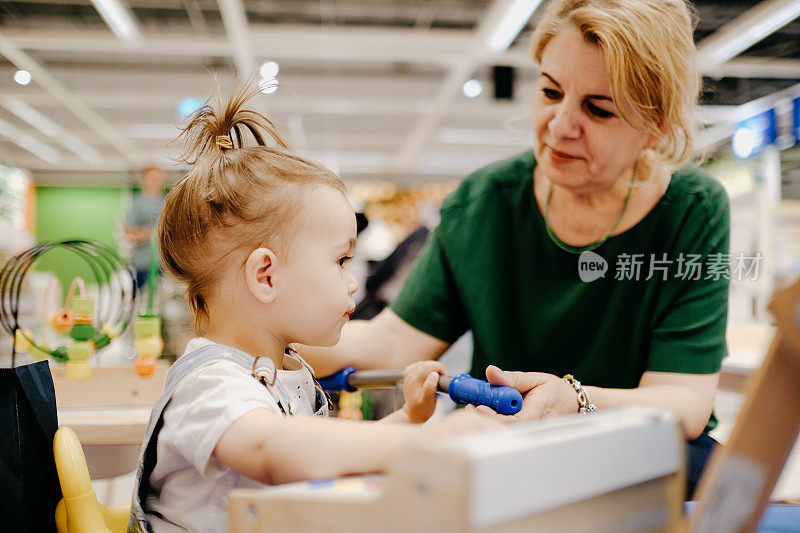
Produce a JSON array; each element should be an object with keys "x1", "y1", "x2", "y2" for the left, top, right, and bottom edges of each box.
[{"x1": 146, "y1": 337, "x2": 318, "y2": 533}]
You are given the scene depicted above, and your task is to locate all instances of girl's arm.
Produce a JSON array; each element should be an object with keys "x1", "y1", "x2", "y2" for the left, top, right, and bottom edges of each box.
[
  {"x1": 299, "y1": 308, "x2": 450, "y2": 376},
  {"x1": 214, "y1": 408, "x2": 499, "y2": 485},
  {"x1": 215, "y1": 409, "x2": 416, "y2": 485}
]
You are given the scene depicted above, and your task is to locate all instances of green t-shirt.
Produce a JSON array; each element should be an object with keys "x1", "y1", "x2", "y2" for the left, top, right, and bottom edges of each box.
[{"x1": 392, "y1": 151, "x2": 729, "y2": 431}]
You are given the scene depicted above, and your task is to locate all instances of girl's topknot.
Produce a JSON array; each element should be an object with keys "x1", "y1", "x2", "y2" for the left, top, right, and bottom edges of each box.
[
  {"x1": 175, "y1": 79, "x2": 290, "y2": 165},
  {"x1": 160, "y1": 77, "x2": 345, "y2": 334}
]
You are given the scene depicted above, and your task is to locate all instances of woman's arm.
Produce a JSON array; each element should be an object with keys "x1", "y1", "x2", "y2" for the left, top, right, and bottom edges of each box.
[
  {"x1": 214, "y1": 407, "x2": 499, "y2": 485},
  {"x1": 586, "y1": 371, "x2": 719, "y2": 439},
  {"x1": 298, "y1": 308, "x2": 451, "y2": 376},
  {"x1": 480, "y1": 366, "x2": 718, "y2": 440}
]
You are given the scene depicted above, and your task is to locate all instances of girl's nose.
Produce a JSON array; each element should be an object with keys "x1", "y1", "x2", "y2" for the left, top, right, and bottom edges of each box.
[{"x1": 347, "y1": 272, "x2": 359, "y2": 296}]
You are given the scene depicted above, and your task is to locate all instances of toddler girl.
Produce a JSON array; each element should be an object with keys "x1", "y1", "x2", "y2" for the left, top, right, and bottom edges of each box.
[{"x1": 128, "y1": 82, "x2": 494, "y2": 533}]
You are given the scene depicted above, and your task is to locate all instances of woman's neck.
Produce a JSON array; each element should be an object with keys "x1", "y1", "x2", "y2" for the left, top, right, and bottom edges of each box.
[{"x1": 534, "y1": 158, "x2": 669, "y2": 246}]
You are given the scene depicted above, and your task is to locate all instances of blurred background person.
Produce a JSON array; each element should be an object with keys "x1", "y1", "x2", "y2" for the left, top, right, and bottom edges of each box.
[{"x1": 124, "y1": 165, "x2": 166, "y2": 290}]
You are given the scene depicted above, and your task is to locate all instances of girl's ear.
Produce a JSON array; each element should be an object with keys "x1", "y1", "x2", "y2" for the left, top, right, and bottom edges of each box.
[{"x1": 245, "y1": 247, "x2": 279, "y2": 303}]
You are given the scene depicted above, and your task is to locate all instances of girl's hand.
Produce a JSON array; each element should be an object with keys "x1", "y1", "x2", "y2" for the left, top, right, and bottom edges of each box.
[
  {"x1": 467, "y1": 365, "x2": 578, "y2": 422},
  {"x1": 401, "y1": 360, "x2": 447, "y2": 423},
  {"x1": 423, "y1": 408, "x2": 505, "y2": 438}
]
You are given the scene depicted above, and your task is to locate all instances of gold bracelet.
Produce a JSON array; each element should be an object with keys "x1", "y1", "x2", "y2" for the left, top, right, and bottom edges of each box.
[{"x1": 563, "y1": 374, "x2": 597, "y2": 414}]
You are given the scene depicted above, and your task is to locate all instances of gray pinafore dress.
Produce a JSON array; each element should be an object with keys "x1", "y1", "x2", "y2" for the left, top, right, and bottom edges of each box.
[{"x1": 127, "y1": 345, "x2": 330, "y2": 532}]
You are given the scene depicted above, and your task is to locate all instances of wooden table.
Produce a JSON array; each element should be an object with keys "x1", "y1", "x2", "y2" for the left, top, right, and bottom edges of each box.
[
  {"x1": 53, "y1": 362, "x2": 168, "y2": 444},
  {"x1": 53, "y1": 362, "x2": 168, "y2": 478},
  {"x1": 720, "y1": 324, "x2": 774, "y2": 394},
  {"x1": 57, "y1": 406, "x2": 153, "y2": 446}
]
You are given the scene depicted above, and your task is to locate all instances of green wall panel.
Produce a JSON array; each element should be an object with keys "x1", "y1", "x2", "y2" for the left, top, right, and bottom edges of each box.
[{"x1": 33, "y1": 186, "x2": 126, "y2": 293}]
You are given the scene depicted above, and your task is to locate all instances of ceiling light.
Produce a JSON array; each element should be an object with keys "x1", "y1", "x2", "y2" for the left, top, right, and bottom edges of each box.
[
  {"x1": 259, "y1": 61, "x2": 279, "y2": 80},
  {"x1": 487, "y1": 0, "x2": 544, "y2": 52},
  {"x1": 90, "y1": 0, "x2": 141, "y2": 41},
  {"x1": 697, "y1": 0, "x2": 800, "y2": 67},
  {"x1": 14, "y1": 70, "x2": 31, "y2": 86},
  {"x1": 462, "y1": 79, "x2": 483, "y2": 98},
  {"x1": 177, "y1": 98, "x2": 204, "y2": 119},
  {"x1": 731, "y1": 127, "x2": 756, "y2": 159},
  {"x1": 260, "y1": 78, "x2": 278, "y2": 95}
]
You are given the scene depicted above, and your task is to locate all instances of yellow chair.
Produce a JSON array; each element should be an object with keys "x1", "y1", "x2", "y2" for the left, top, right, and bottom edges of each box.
[{"x1": 53, "y1": 427, "x2": 130, "y2": 533}]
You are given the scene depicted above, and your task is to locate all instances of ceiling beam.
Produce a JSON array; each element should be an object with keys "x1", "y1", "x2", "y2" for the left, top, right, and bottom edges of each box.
[
  {"x1": 389, "y1": 0, "x2": 540, "y2": 173},
  {"x1": 700, "y1": 57, "x2": 800, "y2": 80},
  {"x1": 0, "y1": 27, "x2": 502, "y2": 69},
  {"x1": 0, "y1": 97, "x2": 101, "y2": 164},
  {"x1": 0, "y1": 30, "x2": 143, "y2": 165},
  {"x1": 5, "y1": 26, "x2": 800, "y2": 79},
  {"x1": 182, "y1": 0, "x2": 209, "y2": 34},
  {"x1": 217, "y1": 0, "x2": 255, "y2": 76},
  {"x1": 89, "y1": 0, "x2": 141, "y2": 41},
  {"x1": 693, "y1": 80, "x2": 800, "y2": 153},
  {"x1": 0, "y1": 116, "x2": 61, "y2": 164}
]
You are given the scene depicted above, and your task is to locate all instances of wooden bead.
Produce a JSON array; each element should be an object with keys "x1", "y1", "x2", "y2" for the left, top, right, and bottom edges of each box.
[
  {"x1": 51, "y1": 346, "x2": 69, "y2": 362},
  {"x1": 68, "y1": 341, "x2": 93, "y2": 361},
  {"x1": 133, "y1": 315, "x2": 161, "y2": 339},
  {"x1": 134, "y1": 357, "x2": 157, "y2": 377},
  {"x1": 70, "y1": 297, "x2": 94, "y2": 316},
  {"x1": 92, "y1": 333, "x2": 111, "y2": 350},
  {"x1": 50, "y1": 311, "x2": 73, "y2": 334},
  {"x1": 70, "y1": 323, "x2": 95, "y2": 342},
  {"x1": 134, "y1": 336, "x2": 164, "y2": 359}
]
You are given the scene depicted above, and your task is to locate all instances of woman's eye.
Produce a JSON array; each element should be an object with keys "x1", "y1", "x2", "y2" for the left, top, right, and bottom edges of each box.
[
  {"x1": 587, "y1": 103, "x2": 614, "y2": 118},
  {"x1": 542, "y1": 88, "x2": 561, "y2": 100},
  {"x1": 338, "y1": 256, "x2": 353, "y2": 267}
]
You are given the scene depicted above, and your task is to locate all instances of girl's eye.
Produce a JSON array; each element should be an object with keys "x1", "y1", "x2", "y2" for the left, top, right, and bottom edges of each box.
[
  {"x1": 542, "y1": 88, "x2": 561, "y2": 100},
  {"x1": 338, "y1": 256, "x2": 353, "y2": 267},
  {"x1": 587, "y1": 103, "x2": 614, "y2": 119}
]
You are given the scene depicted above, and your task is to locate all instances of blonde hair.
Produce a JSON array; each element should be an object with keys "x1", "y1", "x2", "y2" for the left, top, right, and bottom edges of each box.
[
  {"x1": 531, "y1": 0, "x2": 700, "y2": 164},
  {"x1": 159, "y1": 81, "x2": 345, "y2": 333}
]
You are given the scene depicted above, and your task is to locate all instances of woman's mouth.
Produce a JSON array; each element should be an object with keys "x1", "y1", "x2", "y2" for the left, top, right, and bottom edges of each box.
[{"x1": 546, "y1": 146, "x2": 582, "y2": 162}]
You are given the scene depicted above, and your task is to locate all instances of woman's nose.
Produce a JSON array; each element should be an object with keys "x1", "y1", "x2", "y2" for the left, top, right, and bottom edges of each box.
[{"x1": 549, "y1": 104, "x2": 581, "y2": 140}]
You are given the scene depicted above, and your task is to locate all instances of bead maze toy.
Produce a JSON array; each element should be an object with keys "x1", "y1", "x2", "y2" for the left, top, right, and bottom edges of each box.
[
  {"x1": 0, "y1": 240, "x2": 138, "y2": 380},
  {"x1": 132, "y1": 234, "x2": 164, "y2": 377}
]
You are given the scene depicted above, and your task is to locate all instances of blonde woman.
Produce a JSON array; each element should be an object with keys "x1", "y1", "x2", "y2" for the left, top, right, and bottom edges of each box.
[{"x1": 301, "y1": 0, "x2": 727, "y2": 498}]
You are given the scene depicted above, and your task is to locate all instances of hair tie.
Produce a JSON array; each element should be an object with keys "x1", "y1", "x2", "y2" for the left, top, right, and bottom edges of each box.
[{"x1": 216, "y1": 135, "x2": 233, "y2": 150}]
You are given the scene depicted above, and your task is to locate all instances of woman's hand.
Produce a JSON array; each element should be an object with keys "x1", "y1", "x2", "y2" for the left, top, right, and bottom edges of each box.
[
  {"x1": 401, "y1": 360, "x2": 447, "y2": 423},
  {"x1": 467, "y1": 365, "x2": 578, "y2": 421}
]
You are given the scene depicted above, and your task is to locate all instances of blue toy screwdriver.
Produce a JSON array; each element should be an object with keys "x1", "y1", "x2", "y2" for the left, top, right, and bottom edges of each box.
[{"x1": 317, "y1": 367, "x2": 523, "y2": 416}]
